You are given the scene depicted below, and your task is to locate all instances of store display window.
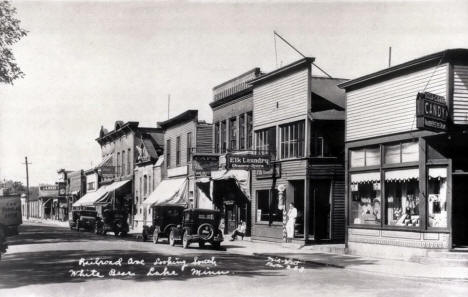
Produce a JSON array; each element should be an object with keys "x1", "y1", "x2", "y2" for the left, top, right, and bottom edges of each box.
[
  {"x1": 384, "y1": 168, "x2": 420, "y2": 227},
  {"x1": 350, "y1": 172, "x2": 381, "y2": 225},
  {"x1": 428, "y1": 167, "x2": 448, "y2": 228}
]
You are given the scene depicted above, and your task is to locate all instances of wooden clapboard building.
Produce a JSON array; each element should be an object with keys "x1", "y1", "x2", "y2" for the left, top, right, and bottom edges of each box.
[
  {"x1": 249, "y1": 58, "x2": 347, "y2": 244},
  {"x1": 339, "y1": 49, "x2": 468, "y2": 260}
]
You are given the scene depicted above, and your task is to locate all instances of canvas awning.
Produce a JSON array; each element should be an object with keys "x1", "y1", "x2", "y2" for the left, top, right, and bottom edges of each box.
[
  {"x1": 142, "y1": 178, "x2": 188, "y2": 207},
  {"x1": 211, "y1": 169, "x2": 250, "y2": 200},
  {"x1": 385, "y1": 168, "x2": 419, "y2": 181},
  {"x1": 72, "y1": 187, "x2": 109, "y2": 207},
  {"x1": 350, "y1": 172, "x2": 380, "y2": 184},
  {"x1": 428, "y1": 167, "x2": 447, "y2": 179}
]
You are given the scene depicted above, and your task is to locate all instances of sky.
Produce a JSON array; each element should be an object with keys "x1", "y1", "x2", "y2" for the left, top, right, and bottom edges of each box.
[{"x1": 1, "y1": 0, "x2": 467, "y2": 186}]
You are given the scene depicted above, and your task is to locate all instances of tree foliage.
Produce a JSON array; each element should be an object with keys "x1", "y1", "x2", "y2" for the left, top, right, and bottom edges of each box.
[{"x1": 0, "y1": 0, "x2": 27, "y2": 84}]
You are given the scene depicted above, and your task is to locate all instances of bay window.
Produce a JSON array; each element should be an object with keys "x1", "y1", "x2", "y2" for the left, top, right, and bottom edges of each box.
[{"x1": 280, "y1": 121, "x2": 305, "y2": 159}]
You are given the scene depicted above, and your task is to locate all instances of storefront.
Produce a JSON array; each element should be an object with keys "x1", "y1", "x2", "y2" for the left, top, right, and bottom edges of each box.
[{"x1": 340, "y1": 49, "x2": 468, "y2": 260}]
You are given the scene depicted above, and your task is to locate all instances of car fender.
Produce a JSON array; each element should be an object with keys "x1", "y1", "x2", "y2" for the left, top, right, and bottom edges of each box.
[{"x1": 162, "y1": 224, "x2": 176, "y2": 235}]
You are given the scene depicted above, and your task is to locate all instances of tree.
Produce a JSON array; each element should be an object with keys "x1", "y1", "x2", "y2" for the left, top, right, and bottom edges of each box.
[{"x1": 0, "y1": 0, "x2": 27, "y2": 84}]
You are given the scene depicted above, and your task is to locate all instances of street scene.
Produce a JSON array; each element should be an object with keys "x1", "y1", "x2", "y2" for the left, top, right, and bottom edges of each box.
[{"x1": 1, "y1": 0, "x2": 468, "y2": 296}]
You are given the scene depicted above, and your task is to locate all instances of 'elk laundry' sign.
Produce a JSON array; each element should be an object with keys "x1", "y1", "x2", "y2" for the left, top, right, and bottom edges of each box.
[
  {"x1": 226, "y1": 154, "x2": 271, "y2": 170},
  {"x1": 416, "y1": 92, "x2": 449, "y2": 132}
]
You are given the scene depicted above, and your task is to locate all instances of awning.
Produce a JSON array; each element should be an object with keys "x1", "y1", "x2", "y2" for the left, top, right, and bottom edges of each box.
[
  {"x1": 105, "y1": 179, "x2": 131, "y2": 193},
  {"x1": 72, "y1": 187, "x2": 108, "y2": 207},
  {"x1": 142, "y1": 178, "x2": 188, "y2": 207},
  {"x1": 385, "y1": 168, "x2": 419, "y2": 181},
  {"x1": 211, "y1": 169, "x2": 250, "y2": 200},
  {"x1": 350, "y1": 172, "x2": 380, "y2": 184},
  {"x1": 428, "y1": 167, "x2": 447, "y2": 179}
]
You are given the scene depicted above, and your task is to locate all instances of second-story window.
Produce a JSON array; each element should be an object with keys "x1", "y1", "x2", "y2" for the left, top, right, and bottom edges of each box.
[
  {"x1": 246, "y1": 112, "x2": 253, "y2": 149},
  {"x1": 280, "y1": 121, "x2": 305, "y2": 159},
  {"x1": 255, "y1": 127, "x2": 276, "y2": 158},
  {"x1": 229, "y1": 117, "x2": 237, "y2": 151},
  {"x1": 127, "y1": 148, "x2": 131, "y2": 175},
  {"x1": 221, "y1": 120, "x2": 227, "y2": 153},
  {"x1": 117, "y1": 152, "x2": 120, "y2": 176},
  {"x1": 166, "y1": 139, "x2": 171, "y2": 168},
  {"x1": 176, "y1": 136, "x2": 181, "y2": 166},
  {"x1": 214, "y1": 123, "x2": 220, "y2": 153},
  {"x1": 239, "y1": 114, "x2": 245, "y2": 150},
  {"x1": 143, "y1": 175, "x2": 147, "y2": 195},
  {"x1": 187, "y1": 132, "x2": 192, "y2": 162},
  {"x1": 122, "y1": 150, "x2": 126, "y2": 176}
]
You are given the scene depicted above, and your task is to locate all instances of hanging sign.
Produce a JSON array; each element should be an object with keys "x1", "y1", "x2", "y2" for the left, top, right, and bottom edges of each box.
[
  {"x1": 226, "y1": 154, "x2": 271, "y2": 170},
  {"x1": 416, "y1": 92, "x2": 448, "y2": 132},
  {"x1": 192, "y1": 155, "x2": 219, "y2": 176}
]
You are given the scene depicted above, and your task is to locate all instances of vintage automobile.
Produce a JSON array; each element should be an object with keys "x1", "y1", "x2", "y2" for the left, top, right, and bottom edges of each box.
[
  {"x1": 69, "y1": 209, "x2": 98, "y2": 232},
  {"x1": 95, "y1": 209, "x2": 129, "y2": 237},
  {"x1": 0, "y1": 224, "x2": 7, "y2": 261},
  {"x1": 169, "y1": 209, "x2": 223, "y2": 249},
  {"x1": 142, "y1": 205, "x2": 185, "y2": 243}
]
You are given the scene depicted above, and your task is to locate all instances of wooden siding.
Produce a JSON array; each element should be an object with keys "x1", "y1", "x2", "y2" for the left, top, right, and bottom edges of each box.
[
  {"x1": 346, "y1": 64, "x2": 448, "y2": 142},
  {"x1": 453, "y1": 65, "x2": 468, "y2": 125},
  {"x1": 196, "y1": 124, "x2": 213, "y2": 154},
  {"x1": 212, "y1": 93, "x2": 253, "y2": 122},
  {"x1": 331, "y1": 179, "x2": 345, "y2": 241},
  {"x1": 253, "y1": 68, "x2": 309, "y2": 128},
  {"x1": 164, "y1": 121, "x2": 196, "y2": 169}
]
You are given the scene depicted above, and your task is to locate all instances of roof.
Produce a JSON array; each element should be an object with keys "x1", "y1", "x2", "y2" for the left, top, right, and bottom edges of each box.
[
  {"x1": 338, "y1": 48, "x2": 468, "y2": 91},
  {"x1": 96, "y1": 121, "x2": 162, "y2": 144},
  {"x1": 311, "y1": 76, "x2": 348, "y2": 110},
  {"x1": 157, "y1": 110, "x2": 198, "y2": 129},
  {"x1": 249, "y1": 57, "x2": 315, "y2": 86}
]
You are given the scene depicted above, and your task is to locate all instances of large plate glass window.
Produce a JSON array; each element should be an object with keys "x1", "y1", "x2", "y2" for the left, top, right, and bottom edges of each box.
[
  {"x1": 350, "y1": 171, "x2": 381, "y2": 225},
  {"x1": 384, "y1": 168, "x2": 420, "y2": 227},
  {"x1": 256, "y1": 189, "x2": 282, "y2": 222},
  {"x1": 428, "y1": 167, "x2": 448, "y2": 228}
]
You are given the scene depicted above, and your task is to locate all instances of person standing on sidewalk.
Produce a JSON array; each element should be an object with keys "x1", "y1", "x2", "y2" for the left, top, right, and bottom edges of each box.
[{"x1": 286, "y1": 203, "x2": 297, "y2": 243}]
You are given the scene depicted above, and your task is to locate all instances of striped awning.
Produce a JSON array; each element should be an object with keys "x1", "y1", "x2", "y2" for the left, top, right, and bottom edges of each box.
[
  {"x1": 350, "y1": 172, "x2": 380, "y2": 184},
  {"x1": 385, "y1": 168, "x2": 419, "y2": 181},
  {"x1": 428, "y1": 167, "x2": 447, "y2": 179}
]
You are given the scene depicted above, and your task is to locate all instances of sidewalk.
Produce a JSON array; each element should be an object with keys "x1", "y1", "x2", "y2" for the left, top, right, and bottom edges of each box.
[
  {"x1": 22, "y1": 217, "x2": 69, "y2": 228},
  {"x1": 224, "y1": 238, "x2": 468, "y2": 281}
]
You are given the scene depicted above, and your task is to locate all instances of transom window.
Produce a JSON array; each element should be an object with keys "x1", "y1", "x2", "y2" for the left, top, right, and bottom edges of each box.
[
  {"x1": 350, "y1": 146, "x2": 380, "y2": 167},
  {"x1": 384, "y1": 141, "x2": 419, "y2": 164}
]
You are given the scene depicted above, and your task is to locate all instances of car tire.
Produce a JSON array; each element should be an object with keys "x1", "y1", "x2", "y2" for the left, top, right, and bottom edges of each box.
[
  {"x1": 182, "y1": 232, "x2": 190, "y2": 249},
  {"x1": 169, "y1": 230, "x2": 176, "y2": 246},
  {"x1": 199, "y1": 241, "x2": 205, "y2": 248},
  {"x1": 152, "y1": 230, "x2": 159, "y2": 244}
]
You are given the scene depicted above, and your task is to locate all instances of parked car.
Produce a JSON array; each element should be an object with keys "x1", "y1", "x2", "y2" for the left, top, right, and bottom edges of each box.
[
  {"x1": 0, "y1": 224, "x2": 7, "y2": 261},
  {"x1": 142, "y1": 205, "x2": 185, "y2": 243},
  {"x1": 169, "y1": 209, "x2": 223, "y2": 249},
  {"x1": 69, "y1": 209, "x2": 98, "y2": 232},
  {"x1": 95, "y1": 209, "x2": 129, "y2": 237}
]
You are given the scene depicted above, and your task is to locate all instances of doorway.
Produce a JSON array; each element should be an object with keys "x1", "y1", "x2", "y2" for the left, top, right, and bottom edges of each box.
[
  {"x1": 289, "y1": 180, "x2": 305, "y2": 238},
  {"x1": 309, "y1": 179, "x2": 331, "y2": 240},
  {"x1": 453, "y1": 174, "x2": 468, "y2": 248}
]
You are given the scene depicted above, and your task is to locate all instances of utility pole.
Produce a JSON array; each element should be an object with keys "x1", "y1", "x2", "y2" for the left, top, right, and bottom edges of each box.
[
  {"x1": 23, "y1": 157, "x2": 31, "y2": 219},
  {"x1": 388, "y1": 46, "x2": 392, "y2": 68},
  {"x1": 168, "y1": 94, "x2": 171, "y2": 120}
]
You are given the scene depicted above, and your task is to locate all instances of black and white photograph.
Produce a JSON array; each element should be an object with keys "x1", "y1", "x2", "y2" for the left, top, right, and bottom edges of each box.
[{"x1": 1, "y1": 0, "x2": 468, "y2": 296}]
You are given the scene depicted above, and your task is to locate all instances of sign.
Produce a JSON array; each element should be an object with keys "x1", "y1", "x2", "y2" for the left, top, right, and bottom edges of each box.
[
  {"x1": 38, "y1": 184, "x2": 59, "y2": 198},
  {"x1": 100, "y1": 166, "x2": 115, "y2": 177},
  {"x1": 58, "y1": 182, "x2": 66, "y2": 196},
  {"x1": 192, "y1": 155, "x2": 219, "y2": 176},
  {"x1": 416, "y1": 92, "x2": 448, "y2": 132},
  {"x1": 226, "y1": 154, "x2": 271, "y2": 170}
]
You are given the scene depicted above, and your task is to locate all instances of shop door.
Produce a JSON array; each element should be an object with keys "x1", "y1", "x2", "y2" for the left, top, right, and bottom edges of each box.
[
  {"x1": 310, "y1": 180, "x2": 331, "y2": 240},
  {"x1": 225, "y1": 204, "x2": 238, "y2": 234},
  {"x1": 453, "y1": 175, "x2": 468, "y2": 247},
  {"x1": 290, "y1": 180, "x2": 304, "y2": 238}
]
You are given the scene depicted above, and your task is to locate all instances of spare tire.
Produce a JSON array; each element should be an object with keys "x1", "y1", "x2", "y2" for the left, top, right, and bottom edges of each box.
[{"x1": 197, "y1": 223, "x2": 214, "y2": 241}]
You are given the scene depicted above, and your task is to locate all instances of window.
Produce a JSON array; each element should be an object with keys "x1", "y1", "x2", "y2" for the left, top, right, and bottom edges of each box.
[
  {"x1": 143, "y1": 175, "x2": 148, "y2": 195},
  {"x1": 122, "y1": 150, "x2": 126, "y2": 176},
  {"x1": 256, "y1": 190, "x2": 282, "y2": 222},
  {"x1": 350, "y1": 146, "x2": 380, "y2": 167},
  {"x1": 246, "y1": 112, "x2": 253, "y2": 149},
  {"x1": 239, "y1": 114, "x2": 245, "y2": 150},
  {"x1": 127, "y1": 149, "x2": 131, "y2": 175},
  {"x1": 384, "y1": 141, "x2": 419, "y2": 164},
  {"x1": 116, "y1": 152, "x2": 120, "y2": 175},
  {"x1": 214, "y1": 123, "x2": 220, "y2": 153},
  {"x1": 187, "y1": 132, "x2": 192, "y2": 162},
  {"x1": 87, "y1": 182, "x2": 95, "y2": 191},
  {"x1": 166, "y1": 139, "x2": 171, "y2": 168},
  {"x1": 149, "y1": 175, "x2": 152, "y2": 192},
  {"x1": 220, "y1": 120, "x2": 227, "y2": 153},
  {"x1": 350, "y1": 172, "x2": 381, "y2": 225},
  {"x1": 428, "y1": 167, "x2": 447, "y2": 228},
  {"x1": 311, "y1": 137, "x2": 324, "y2": 157},
  {"x1": 384, "y1": 169, "x2": 420, "y2": 227},
  {"x1": 280, "y1": 121, "x2": 305, "y2": 159},
  {"x1": 176, "y1": 136, "x2": 181, "y2": 166},
  {"x1": 229, "y1": 117, "x2": 237, "y2": 150},
  {"x1": 255, "y1": 127, "x2": 276, "y2": 158},
  {"x1": 139, "y1": 176, "x2": 143, "y2": 199}
]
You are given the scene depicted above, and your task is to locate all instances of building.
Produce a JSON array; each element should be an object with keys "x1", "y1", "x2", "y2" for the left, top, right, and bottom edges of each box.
[
  {"x1": 38, "y1": 184, "x2": 60, "y2": 220},
  {"x1": 142, "y1": 110, "x2": 212, "y2": 211},
  {"x1": 249, "y1": 58, "x2": 347, "y2": 244},
  {"x1": 208, "y1": 68, "x2": 262, "y2": 234},
  {"x1": 339, "y1": 49, "x2": 468, "y2": 260}
]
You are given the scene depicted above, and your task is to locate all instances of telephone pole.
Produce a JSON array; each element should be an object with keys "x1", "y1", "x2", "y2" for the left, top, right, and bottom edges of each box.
[{"x1": 23, "y1": 157, "x2": 31, "y2": 219}]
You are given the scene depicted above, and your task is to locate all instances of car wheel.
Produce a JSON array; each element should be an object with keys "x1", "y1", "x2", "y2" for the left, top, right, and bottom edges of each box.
[
  {"x1": 212, "y1": 242, "x2": 221, "y2": 250},
  {"x1": 169, "y1": 230, "x2": 176, "y2": 246},
  {"x1": 114, "y1": 230, "x2": 120, "y2": 237},
  {"x1": 199, "y1": 241, "x2": 205, "y2": 248},
  {"x1": 182, "y1": 232, "x2": 190, "y2": 249},
  {"x1": 152, "y1": 230, "x2": 159, "y2": 244}
]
